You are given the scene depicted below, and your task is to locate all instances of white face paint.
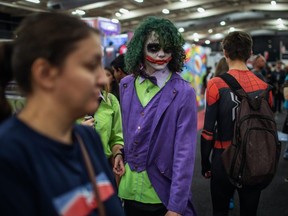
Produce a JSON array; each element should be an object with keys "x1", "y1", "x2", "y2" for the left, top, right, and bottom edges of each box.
[{"x1": 144, "y1": 32, "x2": 172, "y2": 75}]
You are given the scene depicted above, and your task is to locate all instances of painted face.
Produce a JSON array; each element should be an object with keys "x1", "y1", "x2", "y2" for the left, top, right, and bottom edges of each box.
[
  {"x1": 144, "y1": 32, "x2": 172, "y2": 74},
  {"x1": 54, "y1": 32, "x2": 103, "y2": 118}
]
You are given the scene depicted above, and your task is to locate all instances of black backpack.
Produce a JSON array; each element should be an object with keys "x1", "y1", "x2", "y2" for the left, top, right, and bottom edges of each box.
[{"x1": 220, "y1": 73, "x2": 281, "y2": 189}]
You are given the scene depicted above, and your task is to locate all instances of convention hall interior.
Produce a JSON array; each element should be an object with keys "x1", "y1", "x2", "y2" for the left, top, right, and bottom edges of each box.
[{"x1": 1, "y1": 1, "x2": 288, "y2": 216}]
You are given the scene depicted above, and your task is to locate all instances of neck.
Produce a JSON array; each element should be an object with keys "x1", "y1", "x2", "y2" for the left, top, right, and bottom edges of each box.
[
  {"x1": 18, "y1": 97, "x2": 75, "y2": 144},
  {"x1": 145, "y1": 66, "x2": 168, "y2": 76},
  {"x1": 227, "y1": 59, "x2": 249, "y2": 71}
]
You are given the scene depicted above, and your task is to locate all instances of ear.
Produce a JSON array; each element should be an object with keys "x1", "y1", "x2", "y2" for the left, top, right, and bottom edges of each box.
[
  {"x1": 31, "y1": 58, "x2": 59, "y2": 90},
  {"x1": 223, "y1": 49, "x2": 228, "y2": 58}
]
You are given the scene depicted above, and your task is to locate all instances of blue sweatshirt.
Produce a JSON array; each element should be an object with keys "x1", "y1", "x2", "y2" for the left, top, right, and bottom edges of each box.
[{"x1": 0, "y1": 117, "x2": 125, "y2": 216}]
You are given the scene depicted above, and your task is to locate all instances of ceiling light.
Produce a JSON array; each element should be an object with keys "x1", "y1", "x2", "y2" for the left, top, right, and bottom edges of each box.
[
  {"x1": 208, "y1": 29, "x2": 213, "y2": 33},
  {"x1": 178, "y1": 27, "x2": 184, "y2": 33},
  {"x1": 193, "y1": 33, "x2": 199, "y2": 37},
  {"x1": 271, "y1": 1, "x2": 276, "y2": 5},
  {"x1": 115, "y1": 12, "x2": 122, "y2": 17},
  {"x1": 194, "y1": 38, "x2": 199, "y2": 42},
  {"x1": 119, "y1": 8, "x2": 129, "y2": 14},
  {"x1": 180, "y1": 0, "x2": 187, "y2": 2},
  {"x1": 134, "y1": 0, "x2": 144, "y2": 2},
  {"x1": 72, "y1": 9, "x2": 85, "y2": 16},
  {"x1": 162, "y1": 9, "x2": 170, "y2": 14},
  {"x1": 215, "y1": 33, "x2": 222, "y2": 38},
  {"x1": 229, "y1": 27, "x2": 235, "y2": 32},
  {"x1": 220, "y1": 21, "x2": 226, "y2": 26},
  {"x1": 112, "y1": 19, "x2": 119, "y2": 23},
  {"x1": 278, "y1": 23, "x2": 285, "y2": 29},
  {"x1": 205, "y1": 40, "x2": 210, "y2": 45},
  {"x1": 197, "y1": 7, "x2": 205, "y2": 13},
  {"x1": 277, "y1": 18, "x2": 283, "y2": 23},
  {"x1": 25, "y1": 0, "x2": 40, "y2": 3}
]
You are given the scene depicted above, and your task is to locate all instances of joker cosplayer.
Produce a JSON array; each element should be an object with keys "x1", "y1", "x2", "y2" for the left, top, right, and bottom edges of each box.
[{"x1": 118, "y1": 17, "x2": 198, "y2": 216}]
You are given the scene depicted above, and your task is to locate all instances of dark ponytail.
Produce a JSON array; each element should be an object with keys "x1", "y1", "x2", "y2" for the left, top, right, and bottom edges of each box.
[{"x1": 0, "y1": 42, "x2": 13, "y2": 122}]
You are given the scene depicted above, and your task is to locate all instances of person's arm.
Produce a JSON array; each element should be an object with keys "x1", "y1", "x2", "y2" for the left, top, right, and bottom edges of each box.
[
  {"x1": 166, "y1": 87, "x2": 197, "y2": 215},
  {"x1": 108, "y1": 94, "x2": 125, "y2": 176},
  {"x1": 200, "y1": 79, "x2": 219, "y2": 178}
]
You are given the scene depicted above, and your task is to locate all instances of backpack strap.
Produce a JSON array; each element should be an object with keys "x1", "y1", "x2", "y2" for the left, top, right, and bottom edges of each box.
[{"x1": 220, "y1": 73, "x2": 248, "y2": 100}]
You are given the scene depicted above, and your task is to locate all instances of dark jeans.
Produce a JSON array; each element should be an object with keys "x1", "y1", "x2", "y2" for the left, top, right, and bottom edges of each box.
[
  {"x1": 123, "y1": 199, "x2": 167, "y2": 216},
  {"x1": 211, "y1": 149, "x2": 262, "y2": 216},
  {"x1": 274, "y1": 92, "x2": 284, "y2": 112}
]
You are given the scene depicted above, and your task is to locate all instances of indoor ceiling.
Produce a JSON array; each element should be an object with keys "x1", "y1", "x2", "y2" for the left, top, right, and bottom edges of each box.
[{"x1": 0, "y1": 0, "x2": 288, "y2": 44}]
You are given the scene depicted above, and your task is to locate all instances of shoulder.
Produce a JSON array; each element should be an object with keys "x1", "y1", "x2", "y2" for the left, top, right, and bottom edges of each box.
[
  {"x1": 0, "y1": 118, "x2": 32, "y2": 172},
  {"x1": 168, "y1": 73, "x2": 197, "y2": 102},
  {"x1": 0, "y1": 117, "x2": 24, "y2": 147},
  {"x1": 74, "y1": 125, "x2": 103, "y2": 151},
  {"x1": 120, "y1": 74, "x2": 134, "y2": 85},
  {"x1": 207, "y1": 76, "x2": 226, "y2": 89},
  {"x1": 107, "y1": 93, "x2": 120, "y2": 105},
  {"x1": 170, "y1": 72, "x2": 194, "y2": 90}
]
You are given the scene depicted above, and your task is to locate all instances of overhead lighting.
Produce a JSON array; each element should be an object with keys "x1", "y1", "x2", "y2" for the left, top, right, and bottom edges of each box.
[
  {"x1": 119, "y1": 8, "x2": 129, "y2": 14},
  {"x1": 205, "y1": 40, "x2": 210, "y2": 45},
  {"x1": 72, "y1": 9, "x2": 85, "y2": 16},
  {"x1": 197, "y1": 7, "x2": 205, "y2": 13},
  {"x1": 193, "y1": 33, "x2": 199, "y2": 37},
  {"x1": 210, "y1": 33, "x2": 224, "y2": 40},
  {"x1": 215, "y1": 33, "x2": 223, "y2": 39},
  {"x1": 220, "y1": 21, "x2": 226, "y2": 26},
  {"x1": 112, "y1": 19, "x2": 119, "y2": 23},
  {"x1": 178, "y1": 27, "x2": 185, "y2": 33},
  {"x1": 180, "y1": 0, "x2": 187, "y2": 2},
  {"x1": 271, "y1": 1, "x2": 276, "y2": 5},
  {"x1": 162, "y1": 9, "x2": 170, "y2": 14},
  {"x1": 229, "y1": 27, "x2": 235, "y2": 32},
  {"x1": 278, "y1": 23, "x2": 285, "y2": 29},
  {"x1": 25, "y1": 0, "x2": 40, "y2": 3},
  {"x1": 208, "y1": 29, "x2": 213, "y2": 33},
  {"x1": 115, "y1": 12, "x2": 122, "y2": 17},
  {"x1": 194, "y1": 38, "x2": 199, "y2": 42},
  {"x1": 134, "y1": 0, "x2": 144, "y2": 2},
  {"x1": 277, "y1": 18, "x2": 283, "y2": 23}
]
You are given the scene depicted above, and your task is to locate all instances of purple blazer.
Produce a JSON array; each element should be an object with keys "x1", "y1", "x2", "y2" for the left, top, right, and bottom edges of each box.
[{"x1": 120, "y1": 73, "x2": 197, "y2": 215}]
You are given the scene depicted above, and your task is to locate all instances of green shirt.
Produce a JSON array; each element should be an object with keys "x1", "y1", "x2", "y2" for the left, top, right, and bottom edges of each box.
[
  {"x1": 94, "y1": 91, "x2": 124, "y2": 158},
  {"x1": 118, "y1": 72, "x2": 172, "y2": 204}
]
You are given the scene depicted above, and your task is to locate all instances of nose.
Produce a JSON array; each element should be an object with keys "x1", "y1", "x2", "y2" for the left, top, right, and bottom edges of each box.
[
  {"x1": 95, "y1": 67, "x2": 109, "y2": 87},
  {"x1": 158, "y1": 48, "x2": 165, "y2": 57}
]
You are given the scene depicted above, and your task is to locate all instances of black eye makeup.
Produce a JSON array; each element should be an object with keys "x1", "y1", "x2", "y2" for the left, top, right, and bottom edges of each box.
[
  {"x1": 146, "y1": 43, "x2": 173, "y2": 54},
  {"x1": 147, "y1": 43, "x2": 161, "y2": 53}
]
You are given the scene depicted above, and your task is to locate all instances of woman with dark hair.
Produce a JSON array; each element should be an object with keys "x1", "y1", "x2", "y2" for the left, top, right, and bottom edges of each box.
[
  {"x1": 104, "y1": 67, "x2": 120, "y2": 100},
  {"x1": 0, "y1": 12, "x2": 125, "y2": 216}
]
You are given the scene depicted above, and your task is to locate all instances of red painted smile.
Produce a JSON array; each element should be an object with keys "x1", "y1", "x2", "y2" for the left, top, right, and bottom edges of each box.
[{"x1": 145, "y1": 55, "x2": 172, "y2": 65}]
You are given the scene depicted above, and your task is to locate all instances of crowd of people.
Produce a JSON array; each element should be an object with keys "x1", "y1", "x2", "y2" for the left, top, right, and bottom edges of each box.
[{"x1": 0, "y1": 11, "x2": 286, "y2": 216}]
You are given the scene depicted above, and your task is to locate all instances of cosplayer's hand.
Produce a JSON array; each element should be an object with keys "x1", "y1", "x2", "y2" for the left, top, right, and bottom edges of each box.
[
  {"x1": 165, "y1": 211, "x2": 181, "y2": 216},
  {"x1": 81, "y1": 117, "x2": 95, "y2": 128},
  {"x1": 113, "y1": 154, "x2": 125, "y2": 176},
  {"x1": 204, "y1": 171, "x2": 211, "y2": 179}
]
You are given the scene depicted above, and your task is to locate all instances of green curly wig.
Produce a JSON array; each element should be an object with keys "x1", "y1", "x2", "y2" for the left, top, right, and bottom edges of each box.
[{"x1": 125, "y1": 17, "x2": 186, "y2": 75}]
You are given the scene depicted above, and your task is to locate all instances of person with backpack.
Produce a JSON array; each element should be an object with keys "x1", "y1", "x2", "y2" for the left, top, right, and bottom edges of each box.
[{"x1": 201, "y1": 31, "x2": 277, "y2": 216}]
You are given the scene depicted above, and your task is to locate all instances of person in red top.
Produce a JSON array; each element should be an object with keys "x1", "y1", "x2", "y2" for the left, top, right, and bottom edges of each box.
[{"x1": 201, "y1": 31, "x2": 273, "y2": 216}]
